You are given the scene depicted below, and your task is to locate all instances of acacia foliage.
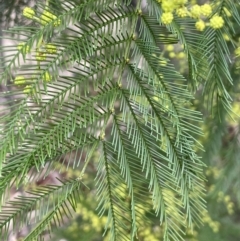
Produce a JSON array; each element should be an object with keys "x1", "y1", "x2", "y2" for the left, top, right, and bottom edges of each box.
[{"x1": 0, "y1": 0, "x2": 239, "y2": 241}]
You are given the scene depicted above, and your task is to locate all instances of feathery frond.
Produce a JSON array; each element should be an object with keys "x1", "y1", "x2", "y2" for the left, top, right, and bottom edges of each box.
[{"x1": 0, "y1": 0, "x2": 213, "y2": 240}]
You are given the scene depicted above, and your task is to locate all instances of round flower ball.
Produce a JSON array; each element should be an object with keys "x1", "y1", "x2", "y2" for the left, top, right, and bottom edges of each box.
[{"x1": 161, "y1": 12, "x2": 174, "y2": 25}]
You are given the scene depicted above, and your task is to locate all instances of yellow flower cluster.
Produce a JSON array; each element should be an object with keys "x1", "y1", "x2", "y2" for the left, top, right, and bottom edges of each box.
[
  {"x1": 159, "y1": 0, "x2": 188, "y2": 25},
  {"x1": 19, "y1": 6, "x2": 59, "y2": 96},
  {"x1": 14, "y1": 76, "x2": 33, "y2": 95},
  {"x1": 14, "y1": 72, "x2": 52, "y2": 95},
  {"x1": 201, "y1": 210, "x2": 220, "y2": 233},
  {"x1": 158, "y1": 1, "x2": 225, "y2": 31},
  {"x1": 22, "y1": 7, "x2": 60, "y2": 27},
  {"x1": 190, "y1": 4, "x2": 212, "y2": 18},
  {"x1": 166, "y1": 44, "x2": 174, "y2": 53},
  {"x1": 191, "y1": 4, "x2": 211, "y2": 31},
  {"x1": 164, "y1": 44, "x2": 187, "y2": 73},
  {"x1": 191, "y1": 4, "x2": 225, "y2": 31},
  {"x1": 205, "y1": 167, "x2": 221, "y2": 179},
  {"x1": 217, "y1": 192, "x2": 234, "y2": 215},
  {"x1": 14, "y1": 71, "x2": 52, "y2": 94}
]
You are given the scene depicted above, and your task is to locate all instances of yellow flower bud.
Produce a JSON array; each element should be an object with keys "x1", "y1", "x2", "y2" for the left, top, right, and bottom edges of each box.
[
  {"x1": 166, "y1": 45, "x2": 174, "y2": 51},
  {"x1": 159, "y1": 60, "x2": 167, "y2": 66},
  {"x1": 17, "y1": 42, "x2": 30, "y2": 54},
  {"x1": 40, "y1": 10, "x2": 60, "y2": 26},
  {"x1": 201, "y1": 4, "x2": 212, "y2": 17},
  {"x1": 169, "y1": 52, "x2": 175, "y2": 58},
  {"x1": 23, "y1": 85, "x2": 32, "y2": 94},
  {"x1": 195, "y1": 20, "x2": 206, "y2": 31},
  {"x1": 14, "y1": 76, "x2": 26, "y2": 85},
  {"x1": 177, "y1": 52, "x2": 185, "y2": 59},
  {"x1": 224, "y1": 195, "x2": 230, "y2": 203},
  {"x1": 43, "y1": 71, "x2": 52, "y2": 82},
  {"x1": 223, "y1": 34, "x2": 230, "y2": 41},
  {"x1": 191, "y1": 5, "x2": 201, "y2": 19},
  {"x1": 176, "y1": 7, "x2": 189, "y2": 18},
  {"x1": 227, "y1": 202, "x2": 234, "y2": 209},
  {"x1": 46, "y1": 44, "x2": 57, "y2": 54},
  {"x1": 228, "y1": 208, "x2": 234, "y2": 215},
  {"x1": 223, "y1": 7, "x2": 231, "y2": 17},
  {"x1": 218, "y1": 191, "x2": 224, "y2": 198},
  {"x1": 23, "y1": 7, "x2": 35, "y2": 19},
  {"x1": 36, "y1": 52, "x2": 46, "y2": 61},
  {"x1": 162, "y1": 1, "x2": 175, "y2": 13}
]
